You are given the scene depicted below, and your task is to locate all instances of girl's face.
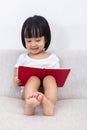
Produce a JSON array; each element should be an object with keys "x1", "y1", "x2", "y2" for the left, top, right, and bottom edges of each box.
[{"x1": 25, "y1": 36, "x2": 45, "y2": 55}]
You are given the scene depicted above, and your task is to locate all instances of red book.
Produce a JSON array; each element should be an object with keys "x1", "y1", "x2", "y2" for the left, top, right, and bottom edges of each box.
[{"x1": 18, "y1": 66, "x2": 70, "y2": 87}]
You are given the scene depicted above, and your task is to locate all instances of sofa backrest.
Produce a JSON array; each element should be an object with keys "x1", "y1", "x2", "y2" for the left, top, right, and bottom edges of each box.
[
  {"x1": 0, "y1": 50, "x2": 24, "y2": 98},
  {"x1": 57, "y1": 50, "x2": 87, "y2": 99},
  {"x1": 0, "y1": 50, "x2": 87, "y2": 99}
]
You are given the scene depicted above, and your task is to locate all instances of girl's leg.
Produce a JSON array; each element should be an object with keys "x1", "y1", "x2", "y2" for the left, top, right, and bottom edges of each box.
[
  {"x1": 22, "y1": 76, "x2": 41, "y2": 115},
  {"x1": 42, "y1": 75, "x2": 58, "y2": 116}
]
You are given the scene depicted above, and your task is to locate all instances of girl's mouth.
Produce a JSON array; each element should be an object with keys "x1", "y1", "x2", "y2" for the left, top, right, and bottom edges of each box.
[{"x1": 31, "y1": 47, "x2": 39, "y2": 50}]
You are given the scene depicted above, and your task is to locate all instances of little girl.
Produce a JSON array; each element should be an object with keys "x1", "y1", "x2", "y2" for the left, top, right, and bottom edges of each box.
[{"x1": 14, "y1": 15, "x2": 60, "y2": 116}]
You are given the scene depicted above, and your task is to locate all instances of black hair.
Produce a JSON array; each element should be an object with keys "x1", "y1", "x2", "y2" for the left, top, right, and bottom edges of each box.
[{"x1": 21, "y1": 15, "x2": 51, "y2": 50}]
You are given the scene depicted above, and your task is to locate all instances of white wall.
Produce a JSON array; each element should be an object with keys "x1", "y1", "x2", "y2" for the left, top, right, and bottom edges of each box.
[{"x1": 0, "y1": 0, "x2": 87, "y2": 50}]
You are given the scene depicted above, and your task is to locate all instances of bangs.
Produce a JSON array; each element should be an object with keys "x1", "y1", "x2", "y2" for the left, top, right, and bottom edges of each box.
[{"x1": 24, "y1": 26, "x2": 44, "y2": 38}]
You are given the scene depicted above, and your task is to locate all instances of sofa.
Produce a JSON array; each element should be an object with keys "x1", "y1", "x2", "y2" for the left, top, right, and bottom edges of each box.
[{"x1": 0, "y1": 49, "x2": 87, "y2": 130}]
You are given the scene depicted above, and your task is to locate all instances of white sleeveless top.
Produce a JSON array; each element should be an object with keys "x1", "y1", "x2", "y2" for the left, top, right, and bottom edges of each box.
[{"x1": 15, "y1": 52, "x2": 60, "y2": 68}]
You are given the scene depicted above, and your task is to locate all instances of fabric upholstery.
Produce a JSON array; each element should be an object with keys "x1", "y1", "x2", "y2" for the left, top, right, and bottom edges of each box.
[{"x1": 0, "y1": 96, "x2": 87, "y2": 130}]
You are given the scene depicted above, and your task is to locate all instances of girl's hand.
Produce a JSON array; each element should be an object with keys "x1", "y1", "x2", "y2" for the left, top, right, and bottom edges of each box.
[{"x1": 14, "y1": 76, "x2": 22, "y2": 86}]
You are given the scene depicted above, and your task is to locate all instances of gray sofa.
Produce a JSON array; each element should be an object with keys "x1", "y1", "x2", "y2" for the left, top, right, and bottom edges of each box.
[{"x1": 0, "y1": 49, "x2": 87, "y2": 130}]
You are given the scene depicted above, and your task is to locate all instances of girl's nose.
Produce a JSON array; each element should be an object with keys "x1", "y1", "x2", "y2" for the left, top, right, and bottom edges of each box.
[{"x1": 31, "y1": 41, "x2": 36, "y2": 46}]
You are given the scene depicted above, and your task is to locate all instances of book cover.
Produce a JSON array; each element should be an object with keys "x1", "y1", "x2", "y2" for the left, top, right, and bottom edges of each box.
[{"x1": 18, "y1": 66, "x2": 70, "y2": 87}]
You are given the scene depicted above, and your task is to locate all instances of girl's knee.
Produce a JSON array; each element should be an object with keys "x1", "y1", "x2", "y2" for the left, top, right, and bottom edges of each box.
[
  {"x1": 29, "y1": 75, "x2": 40, "y2": 80},
  {"x1": 43, "y1": 75, "x2": 56, "y2": 83},
  {"x1": 27, "y1": 76, "x2": 41, "y2": 83}
]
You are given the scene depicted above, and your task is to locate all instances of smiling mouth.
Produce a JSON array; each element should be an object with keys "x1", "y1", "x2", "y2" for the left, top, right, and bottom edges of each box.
[{"x1": 31, "y1": 47, "x2": 39, "y2": 51}]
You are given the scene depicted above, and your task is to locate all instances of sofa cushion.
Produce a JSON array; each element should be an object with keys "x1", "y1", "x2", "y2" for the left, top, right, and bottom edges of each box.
[{"x1": 0, "y1": 96, "x2": 87, "y2": 130}]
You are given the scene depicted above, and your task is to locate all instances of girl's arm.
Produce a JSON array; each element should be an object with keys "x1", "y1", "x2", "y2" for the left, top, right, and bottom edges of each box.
[{"x1": 14, "y1": 68, "x2": 22, "y2": 86}]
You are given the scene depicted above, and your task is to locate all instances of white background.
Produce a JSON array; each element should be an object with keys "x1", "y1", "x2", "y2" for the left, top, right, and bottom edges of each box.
[{"x1": 0, "y1": 0, "x2": 87, "y2": 50}]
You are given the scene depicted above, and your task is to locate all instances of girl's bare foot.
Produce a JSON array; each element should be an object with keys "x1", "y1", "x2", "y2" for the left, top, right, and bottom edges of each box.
[
  {"x1": 31, "y1": 92, "x2": 55, "y2": 116},
  {"x1": 41, "y1": 94, "x2": 55, "y2": 116},
  {"x1": 24, "y1": 92, "x2": 43, "y2": 115}
]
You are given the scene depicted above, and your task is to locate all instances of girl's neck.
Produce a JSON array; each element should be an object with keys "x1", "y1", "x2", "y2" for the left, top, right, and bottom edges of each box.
[{"x1": 28, "y1": 50, "x2": 50, "y2": 59}]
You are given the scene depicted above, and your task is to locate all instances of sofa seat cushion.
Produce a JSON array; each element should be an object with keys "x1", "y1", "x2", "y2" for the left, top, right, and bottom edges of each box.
[{"x1": 0, "y1": 96, "x2": 87, "y2": 130}]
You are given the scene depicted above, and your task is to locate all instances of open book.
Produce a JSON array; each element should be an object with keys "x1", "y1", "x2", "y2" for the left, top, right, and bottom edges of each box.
[{"x1": 18, "y1": 66, "x2": 70, "y2": 87}]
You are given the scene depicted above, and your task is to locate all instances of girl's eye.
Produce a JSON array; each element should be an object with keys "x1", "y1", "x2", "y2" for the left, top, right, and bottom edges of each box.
[
  {"x1": 27, "y1": 40, "x2": 31, "y2": 43},
  {"x1": 36, "y1": 39, "x2": 40, "y2": 42}
]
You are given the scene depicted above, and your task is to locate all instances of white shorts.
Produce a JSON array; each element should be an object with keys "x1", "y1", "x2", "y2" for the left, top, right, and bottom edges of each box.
[{"x1": 20, "y1": 87, "x2": 24, "y2": 94}]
